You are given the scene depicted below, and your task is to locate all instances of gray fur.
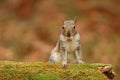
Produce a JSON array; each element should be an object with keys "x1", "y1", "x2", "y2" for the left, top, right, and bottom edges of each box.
[{"x1": 49, "y1": 19, "x2": 84, "y2": 67}]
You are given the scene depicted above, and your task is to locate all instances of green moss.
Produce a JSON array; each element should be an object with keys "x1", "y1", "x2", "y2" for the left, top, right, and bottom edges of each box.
[{"x1": 0, "y1": 61, "x2": 110, "y2": 80}]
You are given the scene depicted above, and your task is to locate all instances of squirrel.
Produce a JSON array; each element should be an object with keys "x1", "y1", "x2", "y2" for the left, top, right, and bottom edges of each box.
[{"x1": 49, "y1": 18, "x2": 84, "y2": 67}]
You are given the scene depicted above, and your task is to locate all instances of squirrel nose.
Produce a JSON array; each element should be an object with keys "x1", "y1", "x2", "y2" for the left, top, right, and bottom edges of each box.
[{"x1": 67, "y1": 31, "x2": 71, "y2": 37}]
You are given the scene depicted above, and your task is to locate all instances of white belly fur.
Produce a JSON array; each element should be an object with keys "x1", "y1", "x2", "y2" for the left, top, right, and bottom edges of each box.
[
  {"x1": 50, "y1": 39, "x2": 79, "y2": 63},
  {"x1": 66, "y1": 41, "x2": 77, "y2": 63}
]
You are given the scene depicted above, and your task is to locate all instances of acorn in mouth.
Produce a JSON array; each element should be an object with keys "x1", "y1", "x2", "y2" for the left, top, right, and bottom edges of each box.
[{"x1": 67, "y1": 37, "x2": 73, "y2": 42}]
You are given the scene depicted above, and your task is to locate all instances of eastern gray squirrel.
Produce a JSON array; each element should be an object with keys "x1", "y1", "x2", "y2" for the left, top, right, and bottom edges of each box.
[{"x1": 49, "y1": 18, "x2": 84, "y2": 67}]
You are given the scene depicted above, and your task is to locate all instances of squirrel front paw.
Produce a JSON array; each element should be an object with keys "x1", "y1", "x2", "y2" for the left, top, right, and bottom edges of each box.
[
  {"x1": 62, "y1": 61, "x2": 67, "y2": 68},
  {"x1": 78, "y1": 60, "x2": 84, "y2": 64}
]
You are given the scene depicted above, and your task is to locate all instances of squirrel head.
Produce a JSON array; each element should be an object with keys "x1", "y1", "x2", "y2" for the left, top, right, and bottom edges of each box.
[{"x1": 62, "y1": 18, "x2": 77, "y2": 41}]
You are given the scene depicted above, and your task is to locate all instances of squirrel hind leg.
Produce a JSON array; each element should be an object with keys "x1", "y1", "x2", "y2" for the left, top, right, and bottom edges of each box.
[
  {"x1": 48, "y1": 60, "x2": 54, "y2": 64},
  {"x1": 48, "y1": 53, "x2": 54, "y2": 63},
  {"x1": 49, "y1": 50, "x2": 61, "y2": 63},
  {"x1": 48, "y1": 57, "x2": 53, "y2": 63}
]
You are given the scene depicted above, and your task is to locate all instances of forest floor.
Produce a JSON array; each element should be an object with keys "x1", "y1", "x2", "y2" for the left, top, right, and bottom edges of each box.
[{"x1": 0, "y1": 61, "x2": 113, "y2": 80}]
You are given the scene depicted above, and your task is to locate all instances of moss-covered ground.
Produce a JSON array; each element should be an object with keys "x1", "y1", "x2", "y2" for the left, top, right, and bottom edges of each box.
[{"x1": 0, "y1": 61, "x2": 110, "y2": 80}]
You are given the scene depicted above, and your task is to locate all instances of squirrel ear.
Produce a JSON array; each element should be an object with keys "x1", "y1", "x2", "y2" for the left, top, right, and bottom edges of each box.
[
  {"x1": 60, "y1": 17, "x2": 65, "y2": 26},
  {"x1": 74, "y1": 17, "x2": 77, "y2": 24}
]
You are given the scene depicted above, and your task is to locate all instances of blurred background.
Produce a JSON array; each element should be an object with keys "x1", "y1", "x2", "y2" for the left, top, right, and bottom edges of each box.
[{"x1": 0, "y1": 0, "x2": 119, "y2": 79}]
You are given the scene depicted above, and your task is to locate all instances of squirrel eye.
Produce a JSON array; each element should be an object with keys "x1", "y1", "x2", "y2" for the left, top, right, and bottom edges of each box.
[
  {"x1": 73, "y1": 26, "x2": 75, "y2": 29},
  {"x1": 62, "y1": 27, "x2": 65, "y2": 29}
]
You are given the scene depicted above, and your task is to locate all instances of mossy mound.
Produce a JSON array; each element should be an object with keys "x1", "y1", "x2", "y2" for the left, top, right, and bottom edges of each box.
[{"x1": 0, "y1": 61, "x2": 110, "y2": 80}]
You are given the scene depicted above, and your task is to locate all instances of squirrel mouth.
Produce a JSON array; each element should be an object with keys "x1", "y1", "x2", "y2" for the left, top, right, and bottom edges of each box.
[{"x1": 67, "y1": 37, "x2": 73, "y2": 42}]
